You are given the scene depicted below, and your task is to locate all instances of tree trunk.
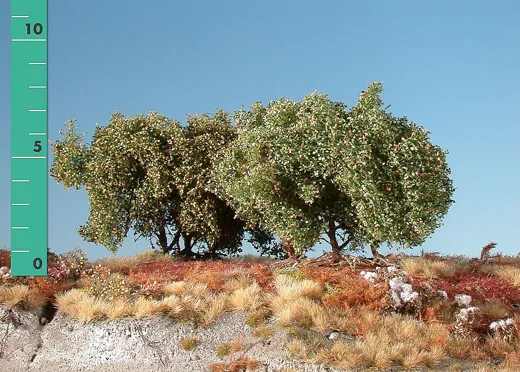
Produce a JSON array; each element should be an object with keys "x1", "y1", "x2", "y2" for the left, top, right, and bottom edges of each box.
[
  {"x1": 327, "y1": 220, "x2": 341, "y2": 262},
  {"x1": 157, "y1": 223, "x2": 169, "y2": 254},
  {"x1": 371, "y1": 241, "x2": 380, "y2": 259},
  {"x1": 179, "y1": 233, "x2": 194, "y2": 257},
  {"x1": 280, "y1": 237, "x2": 297, "y2": 259}
]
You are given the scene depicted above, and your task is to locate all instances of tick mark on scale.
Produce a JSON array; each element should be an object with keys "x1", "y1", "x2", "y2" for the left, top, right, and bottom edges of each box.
[
  {"x1": 29, "y1": 109, "x2": 46, "y2": 112},
  {"x1": 12, "y1": 156, "x2": 46, "y2": 159},
  {"x1": 12, "y1": 227, "x2": 29, "y2": 230},
  {"x1": 12, "y1": 204, "x2": 29, "y2": 206},
  {"x1": 12, "y1": 39, "x2": 46, "y2": 42},
  {"x1": 12, "y1": 180, "x2": 29, "y2": 182},
  {"x1": 11, "y1": 16, "x2": 29, "y2": 18},
  {"x1": 29, "y1": 86, "x2": 46, "y2": 89},
  {"x1": 29, "y1": 133, "x2": 46, "y2": 136},
  {"x1": 29, "y1": 63, "x2": 46, "y2": 65},
  {"x1": 11, "y1": 251, "x2": 29, "y2": 253}
]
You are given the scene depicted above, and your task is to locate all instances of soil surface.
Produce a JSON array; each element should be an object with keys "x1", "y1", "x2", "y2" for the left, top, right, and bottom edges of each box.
[{"x1": 0, "y1": 306, "x2": 483, "y2": 372}]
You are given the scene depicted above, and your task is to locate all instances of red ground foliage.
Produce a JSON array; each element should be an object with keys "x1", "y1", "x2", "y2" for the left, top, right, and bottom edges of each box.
[
  {"x1": 128, "y1": 260, "x2": 275, "y2": 291},
  {"x1": 128, "y1": 261, "x2": 195, "y2": 284},
  {"x1": 411, "y1": 269, "x2": 520, "y2": 305},
  {"x1": 0, "y1": 249, "x2": 10, "y2": 268}
]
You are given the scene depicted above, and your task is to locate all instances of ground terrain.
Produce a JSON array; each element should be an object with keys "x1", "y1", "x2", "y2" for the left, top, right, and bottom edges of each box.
[{"x1": 0, "y1": 247, "x2": 519, "y2": 371}]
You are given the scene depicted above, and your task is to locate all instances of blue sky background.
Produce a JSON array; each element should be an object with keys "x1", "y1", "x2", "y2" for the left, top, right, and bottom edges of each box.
[{"x1": 1, "y1": 1, "x2": 519, "y2": 261}]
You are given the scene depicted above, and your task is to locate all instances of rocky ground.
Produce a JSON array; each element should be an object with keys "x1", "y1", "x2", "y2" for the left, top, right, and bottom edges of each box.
[{"x1": 0, "y1": 306, "x2": 484, "y2": 372}]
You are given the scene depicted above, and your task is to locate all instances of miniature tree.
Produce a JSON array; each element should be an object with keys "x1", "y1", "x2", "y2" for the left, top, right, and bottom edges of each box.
[
  {"x1": 211, "y1": 82, "x2": 455, "y2": 259},
  {"x1": 50, "y1": 110, "x2": 270, "y2": 257}
]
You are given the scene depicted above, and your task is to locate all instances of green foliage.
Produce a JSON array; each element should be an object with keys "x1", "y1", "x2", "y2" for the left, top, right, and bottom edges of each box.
[
  {"x1": 51, "y1": 82, "x2": 454, "y2": 259},
  {"x1": 51, "y1": 112, "x2": 184, "y2": 253},
  {"x1": 246, "y1": 228, "x2": 287, "y2": 259},
  {"x1": 81, "y1": 265, "x2": 139, "y2": 301},
  {"x1": 333, "y1": 83, "x2": 455, "y2": 248},
  {"x1": 50, "y1": 111, "x2": 249, "y2": 256},
  {"x1": 212, "y1": 82, "x2": 454, "y2": 255}
]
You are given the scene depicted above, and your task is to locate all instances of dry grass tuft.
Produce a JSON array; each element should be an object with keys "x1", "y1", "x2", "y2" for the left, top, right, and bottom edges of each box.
[
  {"x1": 216, "y1": 337, "x2": 246, "y2": 358},
  {"x1": 272, "y1": 296, "x2": 329, "y2": 332},
  {"x1": 184, "y1": 282, "x2": 209, "y2": 297},
  {"x1": 328, "y1": 307, "x2": 380, "y2": 336},
  {"x1": 274, "y1": 274, "x2": 324, "y2": 301},
  {"x1": 245, "y1": 308, "x2": 272, "y2": 327},
  {"x1": 163, "y1": 281, "x2": 186, "y2": 296},
  {"x1": 133, "y1": 297, "x2": 163, "y2": 319},
  {"x1": 251, "y1": 326, "x2": 274, "y2": 340},
  {"x1": 222, "y1": 274, "x2": 255, "y2": 293},
  {"x1": 314, "y1": 313, "x2": 449, "y2": 370},
  {"x1": 228, "y1": 283, "x2": 263, "y2": 311},
  {"x1": 179, "y1": 336, "x2": 199, "y2": 350},
  {"x1": 200, "y1": 293, "x2": 229, "y2": 326},
  {"x1": 476, "y1": 300, "x2": 512, "y2": 319},
  {"x1": 93, "y1": 250, "x2": 172, "y2": 273},
  {"x1": 481, "y1": 264, "x2": 520, "y2": 287},
  {"x1": 105, "y1": 298, "x2": 134, "y2": 319},
  {"x1": 314, "y1": 341, "x2": 367, "y2": 370},
  {"x1": 209, "y1": 358, "x2": 261, "y2": 372},
  {"x1": 286, "y1": 339, "x2": 310, "y2": 360},
  {"x1": 55, "y1": 289, "x2": 109, "y2": 322},
  {"x1": 401, "y1": 257, "x2": 456, "y2": 278},
  {"x1": 0, "y1": 285, "x2": 30, "y2": 308}
]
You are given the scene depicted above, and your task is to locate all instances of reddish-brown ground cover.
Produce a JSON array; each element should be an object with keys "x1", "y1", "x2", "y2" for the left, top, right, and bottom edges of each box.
[{"x1": 411, "y1": 269, "x2": 520, "y2": 305}]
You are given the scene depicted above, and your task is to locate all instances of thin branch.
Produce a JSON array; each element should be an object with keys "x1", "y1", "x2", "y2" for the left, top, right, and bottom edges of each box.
[{"x1": 338, "y1": 235, "x2": 354, "y2": 250}]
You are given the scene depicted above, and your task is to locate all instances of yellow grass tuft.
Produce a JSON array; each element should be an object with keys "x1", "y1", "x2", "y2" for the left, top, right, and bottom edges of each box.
[
  {"x1": 179, "y1": 336, "x2": 199, "y2": 351},
  {"x1": 476, "y1": 300, "x2": 512, "y2": 319},
  {"x1": 133, "y1": 297, "x2": 163, "y2": 319},
  {"x1": 252, "y1": 325, "x2": 274, "y2": 340},
  {"x1": 200, "y1": 293, "x2": 229, "y2": 326},
  {"x1": 274, "y1": 274, "x2": 324, "y2": 301},
  {"x1": 481, "y1": 264, "x2": 520, "y2": 287},
  {"x1": 163, "y1": 281, "x2": 186, "y2": 296},
  {"x1": 286, "y1": 339, "x2": 310, "y2": 360},
  {"x1": 401, "y1": 257, "x2": 456, "y2": 278},
  {"x1": 184, "y1": 282, "x2": 209, "y2": 298},
  {"x1": 228, "y1": 283, "x2": 263, "y2": 311},
  {"x1": 158, "y1": 295, "x2": 184, "y2": 317},
  {"x1": 92, "y1": 250, "x2": 172, "y2": 272},
  {"x1": 0, "y1": 284, "x2": 30, "y2": 308},
  {"x1": 314, "y1": 341, "x2": 367, "y2": 370},
  {"x1": 245, "y1": 308, "x2": 272, "y2": 327},
  {"x1": 315, "y1": 313, "x2": 449, "y2": 370},
  {"x1": 222, "y1": 274, "x2": 255, "y2": 293},
  {"x1": 55, "y1": 289, "x2": 109, "y2": 322},
  {"x1": 105, "y1": 298, "x2": 134, "y2": 319},
  {"x1": 273, "y1": 297, "x2": 329, "y2": 332}
]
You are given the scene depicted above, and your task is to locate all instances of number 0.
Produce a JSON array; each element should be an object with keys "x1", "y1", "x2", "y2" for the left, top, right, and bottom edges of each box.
[{"x1": 33, "y1": 257, "x2": 42, "y2": 270}]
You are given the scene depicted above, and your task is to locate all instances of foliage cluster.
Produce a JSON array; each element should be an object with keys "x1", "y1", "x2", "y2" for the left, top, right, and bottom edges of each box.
[{"x1": 50, "y1": 82, "x2": 454, "y2": 259}]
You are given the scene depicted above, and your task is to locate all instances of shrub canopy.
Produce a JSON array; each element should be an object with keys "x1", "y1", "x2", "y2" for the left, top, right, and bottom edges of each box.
[{"x1": 211, "y1": 82, "x2": 454, "y2": 256}]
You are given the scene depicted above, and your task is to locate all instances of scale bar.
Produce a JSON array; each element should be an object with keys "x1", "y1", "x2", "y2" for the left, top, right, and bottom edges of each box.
[
  {"x1": 12, "y1": 227, "x2": 29, "y2": 230},
  {"x1": 11, "y1": 15, "x2": 29, "y2": 18},
  {"x1": 12, "y1": 39, "x2": 47, "y2": 42},
  {"x1": 12, "y1": 179, "x2": 29, "y2": 182},
  {"x1": 11, "y1": 250, "x2": 30, "y2": 253},
  {"x1": 12, "y1": 156, "x2": 46, "y2": 159},
  {"x1": 12, "y1": 203, "x2": 29, "y2": 206},
  {"x1": 29, "y1": 132, "x2": 46, "y2": 135},
  {"x1": 29, "y1": 86, "x2": 46, "y2": 89},
  {"x1": 29, "y1": 62, "x2": 46, "y2": 65},
  {"x1": 29, "y1": 109, "x2": 46, "y2": 112}
]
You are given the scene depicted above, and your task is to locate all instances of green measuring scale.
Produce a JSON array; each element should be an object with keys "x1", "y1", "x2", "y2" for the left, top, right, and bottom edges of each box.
[{"x1": 10, "y1": 0, "x2": 48, "y2": 276}]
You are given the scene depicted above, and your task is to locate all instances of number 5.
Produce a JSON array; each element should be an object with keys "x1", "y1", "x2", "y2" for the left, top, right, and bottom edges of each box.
[{"x1": 34, "y1": 140, "x2": 42, "y2": 152}]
